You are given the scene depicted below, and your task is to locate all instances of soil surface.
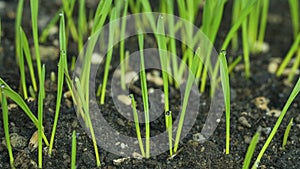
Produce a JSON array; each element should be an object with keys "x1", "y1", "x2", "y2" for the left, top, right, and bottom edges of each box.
[{"x1": 1, "y1": 0, "x2": 300, "y2": 169}]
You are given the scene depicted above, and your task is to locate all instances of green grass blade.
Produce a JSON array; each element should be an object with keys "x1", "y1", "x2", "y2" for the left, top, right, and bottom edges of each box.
[
  {"x1": 166, "y1": 0, "x2": 179, "y2": 88},
  {"x1": 156, "y1": 15, "x2": 170, "y2": 112},
  {"x1": 20, "y1": 27, "x2": 38, "y2": 92},
  {"x1": 288, "y1": 0, "x2": 299, "y2": 39},
  {"x1": 75, "y1": 77, "x2": 101, "y2": 167},
  {"x1": 138, "y1": 30, "x2": 150, "y2": 158},
  {"x1": 241, "y1": 13, "x2": 251, "y2": 78},
  {"x1": 1, "y1": 88, "x2": 16, "y2": 169},
  {"x1": 258, "y1": 0, "x2": 269, "y2": 45},
  {"x1": 287, "y1": 49, "x2": 300, "y2": 82},
  {"x1": 30, "y1": 0, "x2": 42, "y2": 83},
  {"x1": 39, "y1": 9, "x2": 61, "y2": 43},
  {"x1": 130, "y1": 94, "x2": 145, "y2": 157},
  {"x1": 100, "y1": 8, "x2": 117, "y2": 104},
  {"x1": 71, "y1": 130, "x2": 77, "y2": 169},
  {"x1": 282, "y1": 118, "x2": 293, "y2": 149},
  {"x1": 48, "y1": 12, "x2": 66, "y2": 155},
  {"x1": 252, "y1": 77, "x2": 300, "y2": 168},
  {"x1": 174, "y1": 47, "x2": 200, "y2": 152},
  {"x1": 0, "y1": 78, "x2": 49, "y2": 146},
  {"x1": 15, "y1": 0, "x2": 24, "y2": 64},
  {"x1": 78, "y1": 0, "x2": 87, "y2": 52},
  {"x1": 120, "y1": 0, "x2": 129, "y2": 91},
  {"x1": 242, "y1": 131, "x2": 260, "y2": 169},
  {"x1": 18, "y1": 27, "x2": 28, "y2": 99},
  {"x1": 221, "y1": 0, "x2": 257, "y2": 50},
  {"x1": 0, "y1": 17, "x2": 2, "y2": 43},
  {"x1": 92, "y1": 0, "x2": 113, "y2": 34},
  {"x1": 276, "y1": 33, "x2": 300, "y2": 76},
  {"x1": 62, "y1": 0, "x2": 78, "y2": 42},
  {"x1": 38, "y1": 65, "x2": 45, "y2": 168},
  {"x1": 219, "y1": 50, "x2": 231, "y2": 154},
  {"x1": 156, "y1": 15, "x2": 173, "y2": 156}
]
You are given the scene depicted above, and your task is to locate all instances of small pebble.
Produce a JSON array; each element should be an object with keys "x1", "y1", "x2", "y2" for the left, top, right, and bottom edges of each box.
[
  {"x1": 268, "y1": 58, "x2": 281, "y2": 74},
  {"x1": 244, "y1": 135, "x2": 252, "y2": 144},
  {"x1": 266, "y1": 109, "x2": 281, "y2": 117},
  {"x1": 254, "y1": 96, "x2": 270, "y2": 111},
  {"x1": 125, "y1": 71, "x2": 138, "y2": 84},
  {"x1": 9, "y1": 133, "x2": 27, "y2": 149},
  {"x1": 117, "y1": 94, "x2": 131, "y2": 106},
  {"x1": 132, "y1": 152, "x2": 143, "y2": 159},
  {"x1": 238, "y1": 116, "x2": 251, "y2": 128},
  {"x1": 113, "y1": 157, "x2": 130, "y2": 166},
  {"x1": 91, "y1": 53, "x2": 103, "y2": 64},
  {"x1": 147, "y1": 72, "x2": 163, "y2": 86},
  {"x1": 8, "y1": 103, "x2": 17, "y2": 110},
  {"x1": 193, "y1": 133, "x2": 205, "y2": 142}
]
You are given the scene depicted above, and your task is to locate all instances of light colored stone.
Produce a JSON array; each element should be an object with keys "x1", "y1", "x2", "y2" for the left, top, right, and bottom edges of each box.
[
  {"x1": 266, "y1": 109, "x2": 281, "y2": 117},
  {"x1": 238, "y1": 116, "x2": 251, "y2": 128},
  {"x1": 125, "y1": 71, "x2": 138, "y2": 84},
  {"x1": 117, "y1": 94, "x2": 131, "y2": 106},
  {"x1": 9, "y1": 133, "x2": 27, "y2": 149},
  {"x1": 253, "y1": 96, "x2": 270, "y2": 111}
]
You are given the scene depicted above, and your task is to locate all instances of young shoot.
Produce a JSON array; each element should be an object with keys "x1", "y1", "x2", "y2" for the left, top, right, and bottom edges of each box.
[
  {"x1": 30, "y1": 0, "x2": 42, "y2": 82},
  {"x1": 49, "y1": 12, "x2": 66, "y2": 155},
  {"x1": 138, "y1": 30, "x2": 150, "y2": 158},
  {"x1": 1, "y1": 86, "x2": 16, "y2": 169},
  {"x1": 282, "y1": 118, "x2": 293, "y2": 149},
  {"x1": 71, "y1": 130, "x2": 77, "y2": 169},
  {"x1": 0, "y1": 78, "x2": 49, "y2": 146},
  {"x1": 130, "y1": 94, "x2": 145, "y2": 157},
  {"x1": 100, "y1": 8, "x2": 117, "y2": 104},
  {"x1": 242, "y1": 131, "x2": 260, "y2": 169},
  {"x1": 219, "y1": 50, "x2": 231, "y2": 154},
  {"x1": 252, "y1": 77, "x2": 300, "y2": 168},
  {"x1": 38, "y1": 65, "x2": 46, "y2": 168}
]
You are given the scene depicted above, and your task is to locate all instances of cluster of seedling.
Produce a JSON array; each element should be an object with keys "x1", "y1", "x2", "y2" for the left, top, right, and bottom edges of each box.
[{"x1": 0, "y1": 0, "x2": 299, "y2": 168}]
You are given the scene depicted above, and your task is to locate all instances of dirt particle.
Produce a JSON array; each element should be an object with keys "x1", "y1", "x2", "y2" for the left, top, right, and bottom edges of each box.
[
  {"x1": 117, "y1": 94, "x2": 131, "y2": 106},
  {"x1": 125, "y1": 71, "x2": 138, "y2": 84},
  {"x1": 147, "y1": 72, "x2": 163, "y2": 86},
  {"x1": 238, "y1": 116, "x2": 251, "y2": 128},
  {"x1": 254, "y1": 96, "x2": 270, "y2": 111},
  {"x1": 266, "y1": 109, "x2": 281, "y2": 117},
  {"x1": 8, "y1": 133, "x2": 27, "y2": 149}
]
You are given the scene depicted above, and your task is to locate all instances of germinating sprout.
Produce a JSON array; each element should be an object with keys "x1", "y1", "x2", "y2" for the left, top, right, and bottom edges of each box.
[
  {"x1": 38, "y1": 65, "x2": 46, "y2": 168},
  {"x1": 1, "y1": 88, "x2": 15, "y2": 169},
  {"x1": 242, "y1": 131, "x2": 260, "y2": 169},
  {"x1": 282, "y1": 118, "x2": 293, "y2": 149},
  {"x1": 100, "y1": 7, "x2": 117, "y2": 104},
  {"x1": 138, "y1": 30, "x2": 150, "y2": 158},
  {"x1": 253, "y1": 77, "x2": 300, "y2": 168},
  {"x1": 219, "y1": 50, "x2": 231, "y2": 154},
  {"x1": 30, "y1": 0, "x2": 42, "y2": 83},
  {"x1": 0, "y1": 78, "x2": 49, "y2": 146},
  {"x1": 20, "y1": 27, "x2": 38, "y2": 92},
  {"x1": 62, "y1": 0, "x2": 78, "y2": 42},
  {"x1": 48, "y1": 11, "x2": 67, "y2": 156},
  {"x1": 130, "y1": 94, "x2": 145, "y2": 157},
  {"x1": 71, "y1": 130, "x2": 77, "y2": 169},
  {"x1": 15, "y1": 0, "x2": 24, "y2": 64}
]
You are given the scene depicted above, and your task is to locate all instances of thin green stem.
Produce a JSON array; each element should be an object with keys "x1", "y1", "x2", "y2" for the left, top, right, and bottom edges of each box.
[
  {"x1": 138, "y1": 31, "x2": 150, "y2": 158},
  {"x1": 252, "y1": 78, "x2": 300, "y2": 168},
  {"x1": 1, "y1": 88, "x2": 16, "y2": 169},
  {"x1": 71, "y1": 130, "x2": 77, "y2": 169},
  {"x1": 130, "y1": 94, "x2": 145, "y2": 157}
]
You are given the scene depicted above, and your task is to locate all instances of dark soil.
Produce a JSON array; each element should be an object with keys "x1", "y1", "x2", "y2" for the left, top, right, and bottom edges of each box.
[{"x1": 1, "y1": 0, "x2": 300, "y2": 168}]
